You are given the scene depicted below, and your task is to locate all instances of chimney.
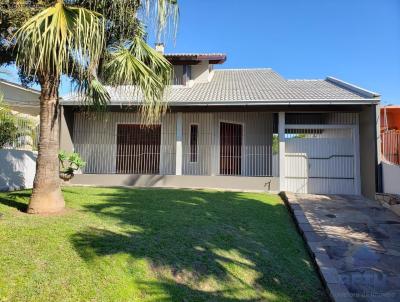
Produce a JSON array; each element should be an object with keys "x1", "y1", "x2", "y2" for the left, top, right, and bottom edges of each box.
[{"x1": 155, "y1": 43, "x2": 165, "y2": 54}]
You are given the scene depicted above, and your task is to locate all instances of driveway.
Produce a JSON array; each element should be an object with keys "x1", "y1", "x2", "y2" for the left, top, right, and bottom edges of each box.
[{"x1": 284, "y1": 193, "x2": 400, "y2": 302}]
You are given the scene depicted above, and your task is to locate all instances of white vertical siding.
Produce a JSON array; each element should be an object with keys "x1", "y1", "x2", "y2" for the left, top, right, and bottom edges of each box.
[{"x1": 73, "y1": 111, "x2": 274, "y2": 176}]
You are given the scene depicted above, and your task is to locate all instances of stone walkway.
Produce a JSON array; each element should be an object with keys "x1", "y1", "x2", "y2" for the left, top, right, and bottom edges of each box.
[{"x1": 283, "y1": 193, "x2": 400, "y2": 302}]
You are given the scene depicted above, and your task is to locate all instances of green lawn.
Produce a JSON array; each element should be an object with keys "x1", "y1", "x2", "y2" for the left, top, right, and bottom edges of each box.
[{"x1": 0, "y1": 187, "x2": 327, "y2": 302}]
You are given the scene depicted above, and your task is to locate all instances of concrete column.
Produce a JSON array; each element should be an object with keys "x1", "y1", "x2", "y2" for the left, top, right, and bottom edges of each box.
[
  {"x1": 59, "y1": 106, "x2": 74, "y2": 153},
  {"x1": 278, "y1": 112, "x2": 285, "y2": 191},
  {"x1": 210, "y1": 114, "x2": 218, "y2": 176},
  {"x1": 176, "y1": 112, "x2": 183, "y2": 175},
  {"x1": 353, "y1": 114, "x2": 361, "y2": 195}
]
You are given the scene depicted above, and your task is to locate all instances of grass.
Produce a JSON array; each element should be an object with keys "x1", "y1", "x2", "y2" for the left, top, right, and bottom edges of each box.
[{"x1": 0, "y1": 187, "x2": 327, "y2": 302}]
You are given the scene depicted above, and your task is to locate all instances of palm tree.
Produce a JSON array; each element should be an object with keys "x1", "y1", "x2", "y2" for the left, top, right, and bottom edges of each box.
[{"x1": 11, "y1": 0, "x2": 178, "y2": 214}]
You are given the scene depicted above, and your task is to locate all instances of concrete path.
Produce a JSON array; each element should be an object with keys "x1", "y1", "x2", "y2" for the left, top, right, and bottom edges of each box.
[{"x1": 283, "y1": 193, "x2": 400, "y2": 302}]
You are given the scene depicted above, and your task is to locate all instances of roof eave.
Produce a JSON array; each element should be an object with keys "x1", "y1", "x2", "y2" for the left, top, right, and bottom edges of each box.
[
  {"x1": 0, "y1": 79, "x2": 41, "y2": 95},
  {"x1": 61, "y1": 98, "x2": 380, "y2": 106}
]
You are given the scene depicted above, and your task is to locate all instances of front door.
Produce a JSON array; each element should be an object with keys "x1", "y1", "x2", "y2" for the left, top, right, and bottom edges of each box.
[
  {"x1": 116, "y1": 124, "x2": 161, "y2": 174},
  {"x1": 220, "y1": 122, "x2": 242, "y2": 175}
]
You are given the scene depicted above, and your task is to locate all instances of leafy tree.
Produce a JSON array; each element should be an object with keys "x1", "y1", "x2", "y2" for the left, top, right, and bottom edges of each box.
[{"x1": 0, "y1": 0, "x2": 178, "y2": 213}]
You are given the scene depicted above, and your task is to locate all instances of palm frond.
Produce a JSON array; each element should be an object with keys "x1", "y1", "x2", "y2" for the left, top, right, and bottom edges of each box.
[
  {"x1": 104, "y1": 36, "x2": 172, "y2": 122},
  {"x1": 14, "y1": 0, "x2": 104, "y2": 82},
  {"x1": 144, "y1": 0, "x2": 179, "y2": 42},
  {"x1": 13, "y1": 0, "x2": 179, "y2": 122},
  {"x1": 75, "y1": 76, "x2": 111, "y2": 110}
]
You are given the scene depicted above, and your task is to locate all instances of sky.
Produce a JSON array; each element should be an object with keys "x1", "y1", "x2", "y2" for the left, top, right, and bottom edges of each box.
[{"x1": 2, "y1": 0, "x2": 400, "y2": 104}]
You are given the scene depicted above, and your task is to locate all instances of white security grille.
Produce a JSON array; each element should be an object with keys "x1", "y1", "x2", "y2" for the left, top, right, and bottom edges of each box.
[{"x1": 73, "y1": 111, "x2": 277, "y2": 176}]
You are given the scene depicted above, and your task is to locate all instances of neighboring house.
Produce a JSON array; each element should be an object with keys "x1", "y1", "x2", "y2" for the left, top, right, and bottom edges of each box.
[
  {"x1": 0, "y1": 79, "x2": 40, "y2": 116},
  {"x1": 380, "y1": 106, "x2": 400, "y2": 194},
  {"x1": 381, "y1": 105, "x2": 400, "y2": 132},
  {"x1": 0, "y1": 79, "x2": 40, "y2": 191},
  {"x1": 380, "y1": 106, "x2": 400, "y2": 165},
  {"x1": 60, "y1": 51, "x2": 380, "y2": 198},
  {"x1": 0, "y1": 79, "x2": 40, "y2": 151}
]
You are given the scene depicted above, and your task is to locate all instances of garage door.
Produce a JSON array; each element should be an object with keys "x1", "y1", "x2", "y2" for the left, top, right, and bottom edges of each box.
[{"x1": 284, "y1": 127, "x2": 359, "y2": 194}]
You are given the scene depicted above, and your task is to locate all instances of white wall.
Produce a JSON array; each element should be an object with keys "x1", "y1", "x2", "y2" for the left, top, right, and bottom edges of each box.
[
  {"x1": 382, "y1": 161, "x2": 400, "y2": 195},
  {"x1": 191, "y1": 61, "x2": 210, "y2": 83},
  {"x1": 0, "y1": 149, "x2": 37, "y2": 191}
]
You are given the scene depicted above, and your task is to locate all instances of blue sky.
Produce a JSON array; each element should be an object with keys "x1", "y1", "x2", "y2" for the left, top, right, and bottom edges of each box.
[
  {"x1": 2, "y1": 0, "x2": 400, "y2": 104},
  {"x1": 159, "y1": 0, "x2": 400, "y2": 104}
]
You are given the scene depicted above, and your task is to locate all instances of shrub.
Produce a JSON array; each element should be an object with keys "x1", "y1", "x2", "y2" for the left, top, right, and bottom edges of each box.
[
  {"x1": 59, "y1": 150, "x2": 86, "y2": 179},
  {"x1": 0, "y1": 99, "x2": 19, "y2": 149}
]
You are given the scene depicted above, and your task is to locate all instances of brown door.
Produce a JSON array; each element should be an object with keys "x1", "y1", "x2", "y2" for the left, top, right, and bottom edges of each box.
[
  {"x1": 116, "y1": 124, "x2": 161, "y2": 174},
  {"x1": 220, "y1": 122, "x2": 242, "y2": 175}
]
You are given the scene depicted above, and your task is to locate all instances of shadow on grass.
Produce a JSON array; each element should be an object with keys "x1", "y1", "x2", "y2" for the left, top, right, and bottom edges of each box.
[
  {"x1": 67, "y1": 188, "x2": 327, "y2": 301},
  {"x1": 0, "y1": 191, "x2": 30, "y2": 212}
]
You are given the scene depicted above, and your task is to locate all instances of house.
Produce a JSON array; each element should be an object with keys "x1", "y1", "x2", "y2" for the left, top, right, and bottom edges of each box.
[
  {"x1": 0, "y1": 79, "x2": 40, "y2": 116},
  {"x1": 381, "y1": 105, "x2": 400, "y2": 133},
  {"x1": 60, "y1": 52, "x2": 380, "y2": 198},
  {"x1": 0, "y1": 79, "x2": 40, "y2": 191},
  {"x1": 380, "y1": 106, "x2": 400, "y2": 165},
  {"x1": 0, "y1": 79, "x2": 40, "y2": 151}
]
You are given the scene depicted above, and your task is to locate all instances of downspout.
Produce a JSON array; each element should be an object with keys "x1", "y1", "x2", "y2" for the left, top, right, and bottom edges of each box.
[{"x1": 374, "y1": 104, "x2": 382, "y2": 193}]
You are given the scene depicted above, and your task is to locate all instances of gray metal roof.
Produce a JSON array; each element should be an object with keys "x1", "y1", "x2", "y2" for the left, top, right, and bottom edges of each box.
[{"x1": 62, "y1": 68, "x2": 380, "y2": 106}]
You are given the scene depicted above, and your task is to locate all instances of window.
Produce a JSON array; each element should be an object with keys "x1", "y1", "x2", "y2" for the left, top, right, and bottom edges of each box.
[
  {"x1": 219, "y1": 122, "x2": 242, "y2": 175},
  {"x1": 189, "y1": 124, "x2": 198, "y2": 162},
  {"x1": 183, "y1": 65, "x2": 192, "y2": 85},
  {"x1": 116, "y1": 124, "x2": 161, "y2": 174}
]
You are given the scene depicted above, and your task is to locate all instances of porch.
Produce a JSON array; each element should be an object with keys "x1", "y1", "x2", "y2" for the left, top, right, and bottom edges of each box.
[{"x1": 60, "y1": 107, "x2": 374, "y2": 196}]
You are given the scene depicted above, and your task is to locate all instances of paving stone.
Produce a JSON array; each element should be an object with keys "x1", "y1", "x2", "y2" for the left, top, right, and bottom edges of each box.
[
  {"x1": 295, "y1": 214, "x2": 309, "y2": 224},
  {"x1": 303, "y1": 230, "x2": 326, "y2": 242},
  {"x1": 298, "y1": 222, "x2": 314, "y2": 232},
  {"x1": 289, "y1": 203, "x2": 302, "y2": 211},
  {"x1": 285, "y1": 193, "x2": 400, "y2": 302},
  {"x1": 315, "y1": 252, "x2": 333, "y2": 268},
  {"x1": 327, "y1": 283, "x2": 355, "y2": 302},
  {"x1": 320, "y1": 266, "x2": 341, "y2": 284},
  {"x1": 308, "y1": 242, "x2": 326, "y2": 255}
]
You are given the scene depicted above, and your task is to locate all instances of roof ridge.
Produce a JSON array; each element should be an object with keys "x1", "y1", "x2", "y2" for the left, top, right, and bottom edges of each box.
[
  {"x1": 165, "y1": 53, "x2": 226, "y2": 56},
  {"x1": 326, "y1": 77, "x2": 380, "y2": 98},
  {"x1": 287, "y1": 79, "x2": 324, "y2": 81},
  {"x1": 215, "y1": 68, "x2": 273, "y2": 71}
]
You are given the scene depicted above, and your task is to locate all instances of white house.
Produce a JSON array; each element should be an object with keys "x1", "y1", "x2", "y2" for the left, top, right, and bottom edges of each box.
[{"x1": 60, "y1": 52, "x2": 380, "y2": 198}]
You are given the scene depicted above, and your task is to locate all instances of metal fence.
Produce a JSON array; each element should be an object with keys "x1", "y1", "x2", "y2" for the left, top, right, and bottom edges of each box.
[
  {"x1": 73, "y1": 111, "x2": 278, "y2": 176},
  {"x1": 73, "y1": 111, "x2": 357, "y2": 177},
  {"x1": 81, "y1": 143, "x2": 278, "y2": 177},
  {"x1": 0, "y1": 112, "x2": 39, "y2": 151},
  {"x1": 381, "y1": 130, "x2": 400, "y2": 165}
]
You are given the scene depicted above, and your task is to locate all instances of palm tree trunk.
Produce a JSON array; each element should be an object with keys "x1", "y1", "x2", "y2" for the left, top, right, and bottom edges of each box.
[{"x1": 28, "y1": 74, "x2": 64, "y2": 214}]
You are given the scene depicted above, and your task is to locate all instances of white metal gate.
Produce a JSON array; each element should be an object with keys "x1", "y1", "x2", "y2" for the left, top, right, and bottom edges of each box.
[{"x1": 284, "y1": 126, "x2": 360, "y2": 194}]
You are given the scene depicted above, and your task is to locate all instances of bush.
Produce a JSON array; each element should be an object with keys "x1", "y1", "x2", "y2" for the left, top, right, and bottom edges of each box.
[
  {"x1": 59, "y1": 150, "x2": 86, "y2": 179},
  {"x1": 0, "y1": 99, "x2": 38, "y2": 149},
  {"x1": 0, "y1": 111, "x2": 18, "y2": 148}
]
